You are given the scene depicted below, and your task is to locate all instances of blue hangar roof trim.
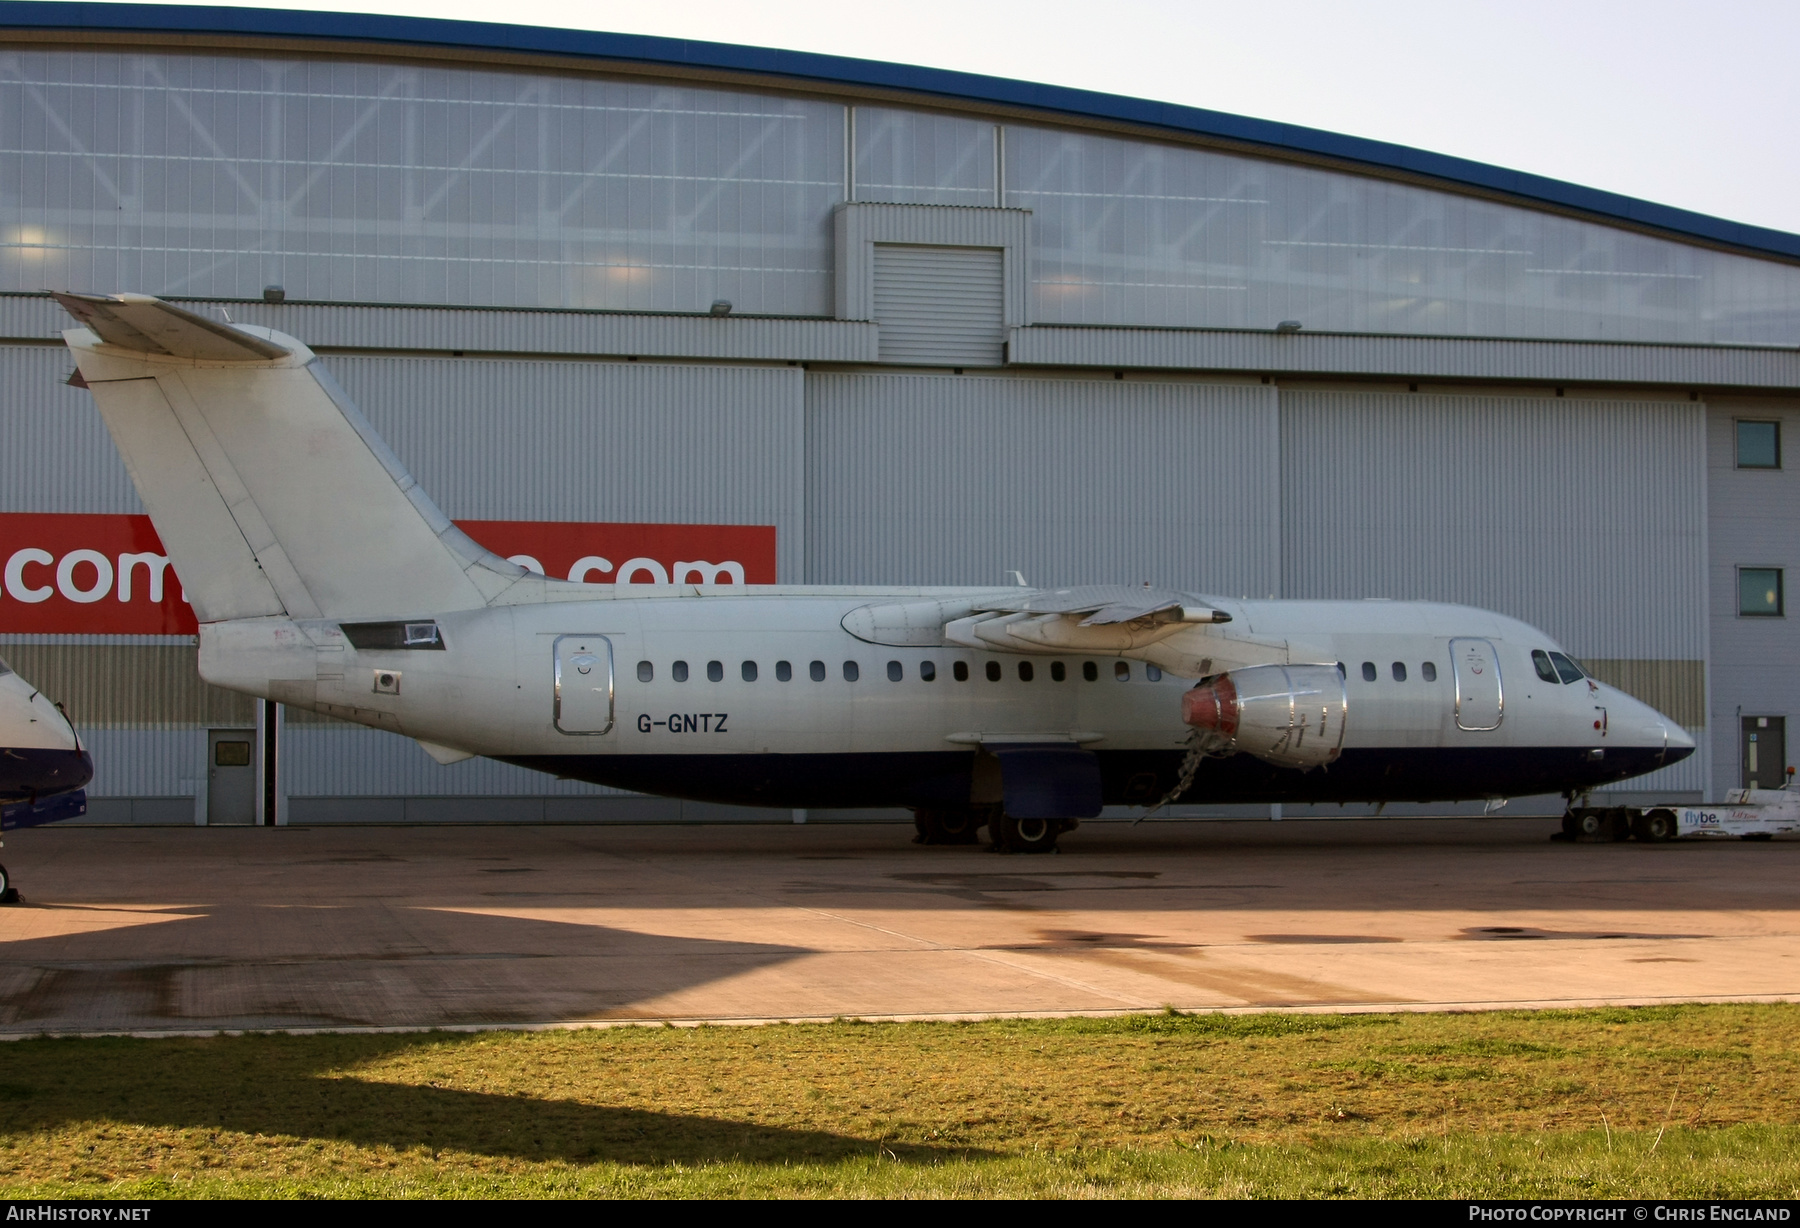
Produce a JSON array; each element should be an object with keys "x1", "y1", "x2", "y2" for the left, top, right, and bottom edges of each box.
[{"x1": 5, "y1": 1, "x2": 1799, "y2": 265}]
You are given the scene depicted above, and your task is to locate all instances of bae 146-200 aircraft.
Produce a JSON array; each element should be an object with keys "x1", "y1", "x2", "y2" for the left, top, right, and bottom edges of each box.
[{"x1": 47, "y1": 292, "x2": 1693, "y2": 853}]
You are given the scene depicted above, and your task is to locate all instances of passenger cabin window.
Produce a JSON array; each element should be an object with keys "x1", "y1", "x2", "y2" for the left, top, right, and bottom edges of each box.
[
  {"x1": 636, "y1": 661, "x2": 653, "y2": 683},
  {"x1": 706, "y1": 660, "x2": 724, "y2": 682},
  {"x1": 887, "y1": 660, "x2": 903, "y2": 682},
  {"x1": 1548, "y1": 652, "x2": 1584, "y2": 684},
  {"x1": 1421, "y1": 662, "x2": 1437, "y2": 682},
  {"x1": 741, "y1": 661, "x2": 758, "y2": 682},
  {"x1": 1114, "y1": 661, "x2": 1130, "y2": 681},
  {"x1": 953, "y1": 661, "x2": 969, "y2": 682},
  {"x1": 1740, "y1": 567, "x2": 1785, "y2": 617},
  {"x1": 842, "y1": 661, "x2": 860, "y2": 681},
  {"x1": 1361, "y1": 662, "x2": 1377, "y2": 682},
  {"x1": 1018, "y1": 662, "x2": 1034, "y2": 682},
  {"x1": 672, "y1": 660, "x2": 689, "y2": 683},
  {"x1": 1146, "y1": 665, "x2": 1162, "y2": 681},
  {"x1": 1051, "y1": 662, "x2": 1066, "y2": 682},
  {"x1": 1391, "y1": 662, "x2": 1407, "y2": 682},
  {"x1": 1083, "y1": 661, "x2": 1099, "y2": 682},
  {"x1": 809, "y1": 660, "x2": 826, "y2": 682},
  {"x1": 920, "y1": 661, "x2": 937, "y2": 682},
  {"x1": 1738, "y1": 420, "x2": 1781, "y2": 469},
  {"x1": 776, "y1": 660, "x2": 792, "y2": 682},
  {"x1": 986, "y1": 661, "x2": 1002, "y2": 682}
]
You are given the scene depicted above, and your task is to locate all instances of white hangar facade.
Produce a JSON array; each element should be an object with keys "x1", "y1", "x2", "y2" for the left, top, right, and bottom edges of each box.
[{"x1": 1, "y1": 3, "x2": 1797, "y2": 822}]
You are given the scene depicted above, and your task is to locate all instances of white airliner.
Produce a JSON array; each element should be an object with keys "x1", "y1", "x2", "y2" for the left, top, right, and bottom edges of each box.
[
  {"x1": 50, "y1": 292, "x2": 1692, "y2": 852},
  {"x1": 0, "y1": 655, "x2": 92, "y2": 897}
]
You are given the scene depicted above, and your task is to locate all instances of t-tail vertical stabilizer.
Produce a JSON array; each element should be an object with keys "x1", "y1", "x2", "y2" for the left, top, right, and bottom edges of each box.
[{"x1": 55, "y1": 293, "x2": 525, "y2": 622}]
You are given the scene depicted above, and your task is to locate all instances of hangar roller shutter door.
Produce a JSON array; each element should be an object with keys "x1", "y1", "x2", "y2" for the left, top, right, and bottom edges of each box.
[{"x1": 873, "y1": 244, "x2": 1004, "y2": 366}]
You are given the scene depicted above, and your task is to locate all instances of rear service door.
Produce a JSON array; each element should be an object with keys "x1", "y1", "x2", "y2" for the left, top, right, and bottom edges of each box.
[
  {"x1": 554, "y1": 636, "x2": 615, "y2": 734},
  {"x1": 1450, "y1": 638, "x2": 1503, "y2": 731}
]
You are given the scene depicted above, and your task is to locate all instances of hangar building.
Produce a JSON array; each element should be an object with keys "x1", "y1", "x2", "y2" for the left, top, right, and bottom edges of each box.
[{"x1": 2, "y1": 3, "x2": 1796, "y2": 823}]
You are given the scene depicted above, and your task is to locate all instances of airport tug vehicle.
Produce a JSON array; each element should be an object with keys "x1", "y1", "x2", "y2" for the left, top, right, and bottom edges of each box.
[
  {"x1": 1564, "y1": 772, "x2": 1800, "y2": 844},
  {"x1": 47, "y1": 292, "x2": 1697, "y2": 853}
]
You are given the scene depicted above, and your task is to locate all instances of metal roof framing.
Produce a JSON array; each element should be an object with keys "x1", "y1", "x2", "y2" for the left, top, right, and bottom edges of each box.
[{"x1": 2, "y1": 2, "x2": 1797, "y2": 265}]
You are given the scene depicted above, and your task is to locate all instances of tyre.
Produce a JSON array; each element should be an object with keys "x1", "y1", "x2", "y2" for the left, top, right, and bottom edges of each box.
[
  {"x1": 990, "y1": 812, "x2": 1061, "y2": 854},
  {"x1": 1576, "y1": 810, "x2": 1606, "y2": 839},
  {"x1": 912, "y1": 806, "x2": 983, "y2": 845},
  {"x1": 1639, "y1": 809, "x2": 1677, "y2": 842}
]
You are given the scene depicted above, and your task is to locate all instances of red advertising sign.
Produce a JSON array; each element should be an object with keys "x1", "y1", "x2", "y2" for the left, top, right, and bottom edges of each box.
[{"x1": 0, "y1": 513, "x2": 776, "y2": 635}]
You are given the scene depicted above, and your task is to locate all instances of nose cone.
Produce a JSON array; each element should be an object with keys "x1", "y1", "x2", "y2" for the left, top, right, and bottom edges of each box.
[{"x1": 1597, "y1": 682, "x2": 1694, "y2": 765}]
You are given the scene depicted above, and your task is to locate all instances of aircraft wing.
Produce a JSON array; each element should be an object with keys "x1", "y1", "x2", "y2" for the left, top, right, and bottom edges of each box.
[
  {"x1": 842, "y1": 584, "x2": 1233, "y2": 666},
  {"x1": 51, "y1": 291, "x2": 291, "y2": 362},
  {"x1": 970, "y1": 584, "x2": 1229, "y2": 627}
]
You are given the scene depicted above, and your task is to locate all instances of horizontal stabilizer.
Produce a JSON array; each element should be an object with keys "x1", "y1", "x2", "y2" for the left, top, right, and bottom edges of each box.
[{"x1": 50, "y1": 291, "x2": 291, "y2": 361}]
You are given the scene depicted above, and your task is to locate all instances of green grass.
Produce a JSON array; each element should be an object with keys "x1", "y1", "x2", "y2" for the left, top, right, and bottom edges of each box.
[{"x1": 2, "y1": 1004, "x2": 1798, "y2": 1199}]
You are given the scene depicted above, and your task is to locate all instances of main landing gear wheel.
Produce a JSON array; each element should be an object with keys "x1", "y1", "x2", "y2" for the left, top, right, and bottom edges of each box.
[
  {"x1": 912, "y1": 807, "x2": 985, "y2": 845},
  {"x1": 1636, "y1": 809, "x2": 1677, "y2": 843},
  {"x1": 990, "y1": 812, "x2": 1067, "y2": 855}
]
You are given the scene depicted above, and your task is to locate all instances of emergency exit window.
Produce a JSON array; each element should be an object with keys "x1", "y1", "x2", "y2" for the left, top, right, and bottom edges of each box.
[
  {"x1": 1737, "y1": 420, "x2": 1781, "y2": 469},
  {"x1": 1739, "y1": 567, "x2": 1784, "y2": 617}
]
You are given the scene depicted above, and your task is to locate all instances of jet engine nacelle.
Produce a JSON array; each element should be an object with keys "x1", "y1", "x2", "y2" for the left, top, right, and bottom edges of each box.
[{"x1": 1180, "y1": 663, "x2": 1348, "y2": 770}]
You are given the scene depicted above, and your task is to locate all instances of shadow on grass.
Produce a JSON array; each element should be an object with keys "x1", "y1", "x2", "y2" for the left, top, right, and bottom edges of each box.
[{"x1": 0, "y1": 1033, "x2": 985, "y2": 1166}]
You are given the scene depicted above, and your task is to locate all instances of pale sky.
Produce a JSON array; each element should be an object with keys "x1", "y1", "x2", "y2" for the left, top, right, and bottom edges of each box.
[{"x1": 160, "y1": 0, "x2": 1800, "y2": 236}]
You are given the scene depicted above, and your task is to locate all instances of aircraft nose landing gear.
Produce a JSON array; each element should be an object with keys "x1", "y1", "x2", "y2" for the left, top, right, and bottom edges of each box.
[{"x1": 0, "y1": 861, "x2": 16, "y2": 904}]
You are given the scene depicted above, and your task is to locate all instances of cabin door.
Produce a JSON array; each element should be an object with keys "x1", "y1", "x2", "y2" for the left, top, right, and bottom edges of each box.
[
  {"x1": 553, "y1": 635, "x2": 615, "y2": 735},
  {"x1": 1450, "y1": 638, "x2": 1503, "y2": 731}
]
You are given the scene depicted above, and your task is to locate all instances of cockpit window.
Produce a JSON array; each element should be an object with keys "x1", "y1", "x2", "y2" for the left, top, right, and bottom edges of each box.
[
  {"x1": 0, "y1": 655, "x2": 10, "y2": 676},
  {"x1": 1532, "y1": 650, "x2": 1558, "y2": 683},
  {"x1": 1548, "y1": 652, "x2": 1585, "y2": 684}
]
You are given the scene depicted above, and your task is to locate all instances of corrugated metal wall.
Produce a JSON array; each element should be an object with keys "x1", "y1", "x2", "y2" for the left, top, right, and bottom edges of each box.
[
  {"x1": 326, "y1": 356, "x2": 806, "y2": 581},
  {"x1": 1279, "y1": 389, "x2": 1709, "y2": 793},
  {"x1": 804, "y1": 371, "x2": 1279, "y2": 594},
  {"x1": 1705, "y1": 399, "x2": 1800, "y2": 798}
]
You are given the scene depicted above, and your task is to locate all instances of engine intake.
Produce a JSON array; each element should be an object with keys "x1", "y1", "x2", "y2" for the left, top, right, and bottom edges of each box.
[{"x1": 1181, "y1": 663, "x2": 1348, "y2": 770}]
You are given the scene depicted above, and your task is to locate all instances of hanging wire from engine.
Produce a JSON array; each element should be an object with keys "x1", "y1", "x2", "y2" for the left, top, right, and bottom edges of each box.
[{"x1": 1136, "y1": 728, "x2": 1218, "y2": 826}]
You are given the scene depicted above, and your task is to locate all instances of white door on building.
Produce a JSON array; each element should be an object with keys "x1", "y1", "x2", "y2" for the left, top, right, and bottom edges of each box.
[
  {"x1": 207, "y1": 729, "x2": 257, "y2": 824},
  {"x1": 554, "y1": 636, "x2": 615, "y2": 734},
  {"x1": 1450, "y1": 638, "x2": 1503, "y2": 731}
]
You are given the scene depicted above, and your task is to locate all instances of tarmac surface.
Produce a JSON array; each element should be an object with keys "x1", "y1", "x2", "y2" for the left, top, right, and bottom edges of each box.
[{"x1": 1, "y1": 818, "x2": 1797, "y2": 1035}]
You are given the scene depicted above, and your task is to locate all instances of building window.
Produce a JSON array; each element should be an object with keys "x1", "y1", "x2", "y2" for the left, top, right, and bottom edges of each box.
[
  {"x1": 809, "y1": 660, "x2": 826, "y2": 682},
  {"x1": 672, "y1": 660, "x2": 689, "y2": 682},
  {"x1": 776, "y1": 660, "x2": 792, "y2": 682},
  {"x1": 843, "y1": 661, "x2": 860, "y2": 681},
  {"x1": 1737, "y1": 420, "x2": 1781, "y2": 469},
  {"x1": 741, "y1": 660, "x2": 758, "y2": 682},
  {"x1": 636, "y1": 661, "x2": 653, "y2": 683},
  {"x1": 953, "y1": 661, "x2": 969, "y2": 682},
  {"x1": 1740, "y1": 567, "x2": 1785, "y2": 617},
  {"x1": 887, "y1": 660, "x2": 903, "y2": 682}
]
